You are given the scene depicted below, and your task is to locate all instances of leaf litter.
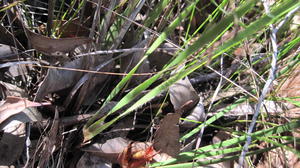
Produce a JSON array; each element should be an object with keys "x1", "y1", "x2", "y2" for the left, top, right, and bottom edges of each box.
[{"x1": 0, "y1": 1, "x2": 299, "y2": 168}]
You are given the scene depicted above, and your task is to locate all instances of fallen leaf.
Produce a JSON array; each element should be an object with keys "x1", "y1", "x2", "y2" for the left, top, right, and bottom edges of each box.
[
  {"x1": 0, "y1": 44, "x2": 31, "y2": 78},
  {"x1": 34, "y1": 58, "x2": 85, "y2": 101},
  {"x1": 154, "y1": 112, "x2": 181, "y2": 158},
  {"x1": 169, "y1": 67, "x2": 204, "y2": 128},
  {"x1": 148, "y1": 43, "x2": 174, "y2": 71},
  {"x1": 0, "y1": 44, "x2": 18, "y2": 61},
  {"x1": 24, "y1": 27, "x2": 92, "y2": 56},
  {"x1": 35, "y1": 54, "x2": 113, "y2": 102},
  {"x1": 0, "y1": 84, "x2": 45, "y2": 166},
  {"x1": 81, "y1": 137, "x2": 130, "y2": 164},
  {"x1": 81, "y1": 138, "x2": 156, "y2": 168},
  {"x1": 180, "y1": 100, "x2": 206, "y2": 128},
  {"x1": 0, "y1": 96, "x2": 50, "y2": 124},
  {"x1": 52, "y1": 19, "x2": 90, "y2": 38},
  {"x1": 169, "y1": 68, "x2": 199, "y2": 110}
]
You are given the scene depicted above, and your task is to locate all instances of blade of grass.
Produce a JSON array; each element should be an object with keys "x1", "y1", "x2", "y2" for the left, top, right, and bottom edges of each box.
[
  {"x1": 180, "y1": 98, "x2": 246, "y2": 141},
  {"x1": 84, "y1": 0, "x2": 258, "y2": 141},
  {"x1": 258, "y1": 136, "x2": 300, "y2": 157},
  {"x1": 153, "y1": 143, "x2": 288, "y2": 168},
  {"x1": 214, "y1": 0, "x2": 300, "y2": 57},
  {"x1": 84, "y1": 0, "x2": 201, "y2": 129},
  {"x1": 151, "y1": 119, "x2": 300, "y2": 167},
  {"x1": 0, "y1": 0, "x2": 25, "y2": 12}
]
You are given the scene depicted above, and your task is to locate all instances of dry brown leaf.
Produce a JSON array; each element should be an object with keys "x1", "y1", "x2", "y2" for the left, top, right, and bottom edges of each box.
[
  {"x1": 24, "y1": 27, "x2": 92, "y2": 56},
  {"x1": 148, "y1": 43, "x2": 174, "y2": 71},
  {"x1": 35, "y1": 54, "x2": 113, "y2": 103},
  {"x1": 34, "y1": 58, "x2": 85, "y2": 101},
  {"x1": 81, "y1": 137, "x2": 130, "y2": 164},
  {"x1": 52, "y1": 20, "x2": 90, "y2": 38},
  {"x1": 169, "y1": 70, "x2": 199, "y2": 111},
  {"x1": 0, "y1": 96, "x2": 50, "y2": 124},
  {"x1": 153, "y1": 101, "x2": 195, "y2": 161},
  {"x1": 154, "y1": 112, "x2": 181, "y2": 159},
  {"x1": 0, "y1": 85, "x2": 45, "y2": 166}
]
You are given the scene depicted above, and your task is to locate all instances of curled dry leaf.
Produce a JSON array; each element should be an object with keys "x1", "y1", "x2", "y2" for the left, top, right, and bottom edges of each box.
[
  {"x1": 0, "y1": 86, "x2": 46, "y2": 166},
  {"x1": 169, "y1": 75, "x2": 199, "y2": 110},
  {"x1": 35, "y1": 54, "x2": 113, "y2": 101},
  {"x1": 180, "y1": 100, "x2": 206, "y2": 128},
  {"x1": 0, "y1": 96, "x2": 50, "y2": 124},
  {"x1": 169, "y1": 68, "x2": 204, "y2": 128},
  {"x1": 81, "y1": 137, "x2": 130, "y2": 164},
  {"x1": 24, "y1": 27, "x2": 92, "y2": 56}
]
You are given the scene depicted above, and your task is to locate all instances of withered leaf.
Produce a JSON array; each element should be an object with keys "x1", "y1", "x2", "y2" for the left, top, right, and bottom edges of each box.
[
  {"x1": 0, "y1": 96, "x2": 50, "y2": 124},
  {"x1": 81, "y1": 137, "x2": 130, "y2": 164},
  {"x1": 169, "y1": 70, "x2": 199, "y2": 111},
  {"x1": 24, "y1": 27, "x2": 92, "y2": 56},
  {"x1": 154, "y1": 101, "x2": 194, "y2": 160},
  {"x1": 154, "y1": 112, "x2": 181, "y2": 158}
]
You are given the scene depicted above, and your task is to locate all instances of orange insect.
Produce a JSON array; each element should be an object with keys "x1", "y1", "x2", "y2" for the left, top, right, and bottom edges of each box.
[{"x1": 118, "y1": 142, "x2": 158, "y2": 168}]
